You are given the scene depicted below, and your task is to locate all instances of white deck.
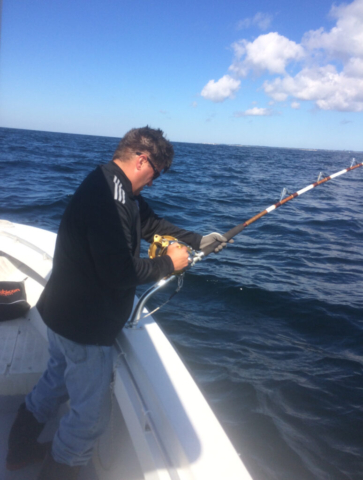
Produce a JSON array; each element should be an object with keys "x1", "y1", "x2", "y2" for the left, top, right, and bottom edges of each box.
[{"x1": 0, "y1": 220, "x2": 253, "y2": 480}]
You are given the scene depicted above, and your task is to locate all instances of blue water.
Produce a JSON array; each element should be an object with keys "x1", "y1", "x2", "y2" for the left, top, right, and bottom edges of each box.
[{"x1": 1, "y1": 127, "x2": 362, "y2": 480}]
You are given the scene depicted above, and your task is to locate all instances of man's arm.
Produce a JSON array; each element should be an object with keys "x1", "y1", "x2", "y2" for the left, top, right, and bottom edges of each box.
[
  {"x1": 138, "y1": 195, "x2": 202, "y2": 250},
  {"x1": 86, "y1": 199, "x2": 175, "y2": 290}
]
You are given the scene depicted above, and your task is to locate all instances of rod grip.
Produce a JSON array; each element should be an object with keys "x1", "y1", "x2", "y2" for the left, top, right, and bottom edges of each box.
[{"x1": 201, "y1": 223, "x2": 247, "y2": 257}]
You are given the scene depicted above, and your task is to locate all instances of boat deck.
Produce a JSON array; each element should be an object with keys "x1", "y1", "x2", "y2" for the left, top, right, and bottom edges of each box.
[
  {"x1": 0, "y1": 396, "x2": 143, "y2": 480},
  {"x1": 0, "y1": 394, "x2": 95, "y2": 480},
  {"x1": 0, "y1": 318, "x2": 144, "y2": 480}
]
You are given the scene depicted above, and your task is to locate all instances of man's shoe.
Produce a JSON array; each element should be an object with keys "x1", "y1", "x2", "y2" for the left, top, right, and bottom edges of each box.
[
  {"x1": 6, "y1": 402, "x2": 47, "y2": 471},
  {"x1": 37, "y1": 451, "x2": 81, "y2": 480}
]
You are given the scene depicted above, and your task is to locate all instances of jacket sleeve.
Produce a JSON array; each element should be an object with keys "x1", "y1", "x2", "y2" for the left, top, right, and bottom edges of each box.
[
  {"x1": 138, "y1": 195, "x2": 203, "y2": 250},
  {"x1": 85, "y1": 197, "x2": 174, "y2": 290}
]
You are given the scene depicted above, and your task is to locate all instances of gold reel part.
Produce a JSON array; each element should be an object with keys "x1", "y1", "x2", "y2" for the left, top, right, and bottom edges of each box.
[{"x1": 148, "y1": 234, "x2": 192, "y2": 275}]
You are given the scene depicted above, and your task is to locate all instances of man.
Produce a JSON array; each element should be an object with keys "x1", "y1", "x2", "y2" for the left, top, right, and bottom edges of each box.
[{"x1": 6, "y1": 126, "x2": 229, "y2": 479}]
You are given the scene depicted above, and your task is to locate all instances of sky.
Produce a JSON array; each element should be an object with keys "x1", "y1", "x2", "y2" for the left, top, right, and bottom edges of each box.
[{"x1": 0, "y1": 0, "x2": 362, "y2": 151}]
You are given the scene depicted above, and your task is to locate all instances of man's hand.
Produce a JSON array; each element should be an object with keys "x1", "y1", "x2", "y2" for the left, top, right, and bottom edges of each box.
[
  {"x1": 200, "y1": 232, "x2": 234, "y2": 253},
  {"x1": 166, "y1": 242, "x2": 190, "y2": 271}
]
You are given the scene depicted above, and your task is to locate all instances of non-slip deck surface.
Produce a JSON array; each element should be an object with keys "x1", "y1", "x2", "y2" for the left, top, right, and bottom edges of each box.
[{"x1": 0, "y1": 320, "x2": 49, "y2": 396}]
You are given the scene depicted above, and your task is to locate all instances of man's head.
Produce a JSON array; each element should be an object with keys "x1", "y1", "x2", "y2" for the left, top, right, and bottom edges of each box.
[
  {"x1": 113, "y1": 126, "x2": 174, "y2": 171},
  {"x1": 112, "y1": 126, "x2": 174, "y2": 195}
]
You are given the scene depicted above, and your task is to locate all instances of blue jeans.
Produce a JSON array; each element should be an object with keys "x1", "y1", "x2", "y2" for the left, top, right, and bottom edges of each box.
[{"x1": 26, "y1": 328, "x2": 114, "y2": 466}]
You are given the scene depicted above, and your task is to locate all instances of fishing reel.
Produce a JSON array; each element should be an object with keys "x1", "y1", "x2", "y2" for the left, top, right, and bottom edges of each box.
[{"x1": 148, "y1": 234, "x2": 203, "y2": 274}]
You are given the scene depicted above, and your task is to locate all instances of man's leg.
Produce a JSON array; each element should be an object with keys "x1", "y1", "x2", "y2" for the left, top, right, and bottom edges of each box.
[
  {"x1": 26, "y1": 328, "x2": 70, "y2": 421},
  {"x1": 47, "y1": 332, "x2": 114, "y2": 467},
  {"x1": 7, "y1": 327, "x2": 69, "y2": 470}
]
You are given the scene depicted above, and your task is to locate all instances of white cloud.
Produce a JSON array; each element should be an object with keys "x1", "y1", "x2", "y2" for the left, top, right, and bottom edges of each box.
[
  {"x1": 344, "y1": 57, "x2": 363, "y2": 77},
  {"x1": 291, "y1": 101, "x2": 300, "y2": 109},
  {"x1": 237, "y1": 12, "x2": 273, "y2": 31},
  {"x1": 201, "y1": 75, "x2": 241, "y2": 102},
  {"x1": 201, "y1": 0, "x2": 363, "y2": 113},
  {"x1": 302, "y1": 0, "x2": 363, "y2": 60},
  {"x1": 254, "y1": 12, "x2": 273, "y2": 31},
  {"x1": 230, "y1": 33, "x2": 304, "y2": 76},
  {"x1": 237, "y1": 18, "x2": 251, "y2": 30},
  {"x1": 264, "y1": 65, "x2": 363, "y2": 112},
  {"x1": 234, "y1": 107, "x2": 272, "y2": 117}
]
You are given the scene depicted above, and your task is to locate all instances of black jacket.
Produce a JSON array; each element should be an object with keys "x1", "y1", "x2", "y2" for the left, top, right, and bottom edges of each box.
[{"x1": 37, "y1": 161, "x2": 202, "y2": 345}]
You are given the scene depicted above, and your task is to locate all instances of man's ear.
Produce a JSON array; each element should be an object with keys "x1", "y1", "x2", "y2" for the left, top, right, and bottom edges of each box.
[{"x1": 135, "y1": 155, "x2": 144, "y2": 171}]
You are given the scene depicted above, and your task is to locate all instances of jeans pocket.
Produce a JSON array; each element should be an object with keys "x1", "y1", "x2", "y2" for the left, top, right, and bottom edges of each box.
[{"x1": 59, "y1": 336, "x2": 88, "y2": 364}]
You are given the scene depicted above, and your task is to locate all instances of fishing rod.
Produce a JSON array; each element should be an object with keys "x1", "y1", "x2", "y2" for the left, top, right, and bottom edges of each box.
[
  {"x1": 127, "y1": 159, "x2": 362, "y2": 328},
  {"x1": 201, "y1": 159, "x2": 363, "y2": 256}
]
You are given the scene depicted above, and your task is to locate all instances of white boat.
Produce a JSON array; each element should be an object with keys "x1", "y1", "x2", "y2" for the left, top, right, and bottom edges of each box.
[{"x1": 0, "y1": 219, "x2": 253, "y2": 480}]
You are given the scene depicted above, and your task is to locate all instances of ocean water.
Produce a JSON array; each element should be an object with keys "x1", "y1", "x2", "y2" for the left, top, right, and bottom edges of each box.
[{"x1": 1, "y1": 127, "x2": 362, "y2": 480}]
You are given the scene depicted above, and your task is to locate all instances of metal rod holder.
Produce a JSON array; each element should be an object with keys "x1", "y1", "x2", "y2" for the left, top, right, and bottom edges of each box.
[{"x1": 126, "y1": 275, "x2": 177, "y2": 329}]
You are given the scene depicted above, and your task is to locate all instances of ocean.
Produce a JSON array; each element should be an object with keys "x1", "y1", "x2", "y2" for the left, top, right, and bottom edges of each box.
[{"x1": 1, "y1": 126, "x2": 362, "y2": 480}]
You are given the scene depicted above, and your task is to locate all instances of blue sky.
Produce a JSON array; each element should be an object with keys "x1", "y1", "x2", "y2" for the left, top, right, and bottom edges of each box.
[{"x1": 0, "y1": 0, "x2": 362, "y2": 151}]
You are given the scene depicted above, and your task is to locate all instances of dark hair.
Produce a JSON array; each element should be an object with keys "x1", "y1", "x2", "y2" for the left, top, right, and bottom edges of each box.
[{"x1": 112, "y1": 126, "x2": 174, "y2": 172}]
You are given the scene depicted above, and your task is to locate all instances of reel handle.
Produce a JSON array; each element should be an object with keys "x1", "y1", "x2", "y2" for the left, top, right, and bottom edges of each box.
[{"x1": 149, "y1": 234, "x2": 193, "y2": 274}]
